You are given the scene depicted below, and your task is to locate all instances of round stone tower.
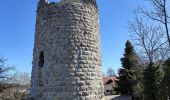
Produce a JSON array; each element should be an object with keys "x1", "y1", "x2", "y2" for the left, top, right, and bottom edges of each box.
[{"x1": 30, "y1": 0, "x2": 104, "y2": 99}]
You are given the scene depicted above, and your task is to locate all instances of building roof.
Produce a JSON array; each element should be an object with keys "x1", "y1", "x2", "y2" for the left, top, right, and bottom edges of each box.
[{"x1": 103, "y1": 77, "x2": 117, "y2": 85}]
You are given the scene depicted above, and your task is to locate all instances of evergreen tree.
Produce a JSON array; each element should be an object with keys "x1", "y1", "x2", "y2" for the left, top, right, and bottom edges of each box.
[
  {"x1": 116, "y1": 40, "x2": 139, "y2": 96},
  {"x1": 143, "y1": 63, "x2": 162, "y2": 100},
  {"x1": 161, "y1": 58, "x2": 170, "y2": 99}
]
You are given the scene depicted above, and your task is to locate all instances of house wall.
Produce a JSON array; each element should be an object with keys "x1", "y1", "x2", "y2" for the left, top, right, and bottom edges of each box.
[{"x1": 104, "y1": 84, "x2": 116, "y2": 95}]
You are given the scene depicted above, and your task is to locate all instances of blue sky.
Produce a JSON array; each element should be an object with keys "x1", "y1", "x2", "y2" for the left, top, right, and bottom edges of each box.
[{"x1": 0, "y1": 0, "x2": 142, "y2": 74}]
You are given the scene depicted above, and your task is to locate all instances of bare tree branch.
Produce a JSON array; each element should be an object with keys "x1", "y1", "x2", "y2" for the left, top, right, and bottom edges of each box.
[
  {"x1": 0, "y1": 57, "x2": 16, "y2": 92},
  {"x1": 136, "y1": 0, "x2": 170, "y2": 46},
  {"x1": 128, "y1": 16, "x2": 169, "y2": 63}
]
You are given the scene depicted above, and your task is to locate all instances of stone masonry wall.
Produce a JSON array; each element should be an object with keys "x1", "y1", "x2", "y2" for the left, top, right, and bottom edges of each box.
[{"x1": 30, "y1": 0, "x2": 104, "y2": 100}]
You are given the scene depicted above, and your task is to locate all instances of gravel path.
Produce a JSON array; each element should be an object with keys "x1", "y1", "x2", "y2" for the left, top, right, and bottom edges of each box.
[{"x1": 105, "y1": 95, "x2": 130, "y2": 100}]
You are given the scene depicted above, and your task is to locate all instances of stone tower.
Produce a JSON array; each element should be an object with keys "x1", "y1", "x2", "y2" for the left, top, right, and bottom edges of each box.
[{"x1": 30, "y1": 0, "x2": 104, "y2": 99}]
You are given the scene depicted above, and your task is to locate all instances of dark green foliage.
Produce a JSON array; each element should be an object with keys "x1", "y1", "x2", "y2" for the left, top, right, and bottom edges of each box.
[
  {"x1": 161, "y1": 58, "x2": 170, "y2": 99},
  {"x1": 116, "y1": 68, "x2": 133, "y2": 95},
  {"x1": 131, "y1": 64, "x2": 144, "y2": 100},
  {"x1": 132, "y1": 80, "x2": 144, "y2": 100},
  {"x1": 143, "y1": 63, "x2": 155, "y2": 100},
  {"x1": 143, "y1": 63, "x2": 162, "y2": 100},
  {"x1": 116, "y1": 40, "x2": 140, "y2": 96}
]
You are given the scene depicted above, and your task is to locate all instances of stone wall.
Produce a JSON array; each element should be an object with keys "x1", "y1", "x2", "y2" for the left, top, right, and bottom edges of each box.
[{"x1": 30, "y1": 0, "x2": 104, "y2": 100}]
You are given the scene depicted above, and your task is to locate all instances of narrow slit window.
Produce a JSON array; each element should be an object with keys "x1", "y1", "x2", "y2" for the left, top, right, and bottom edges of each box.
[
  {"x1": 84, "y1": 31, "x2": 88, "y2": 35},
  {"x1": 38, "y1": 51, "x2": 44, "y2": 67}
]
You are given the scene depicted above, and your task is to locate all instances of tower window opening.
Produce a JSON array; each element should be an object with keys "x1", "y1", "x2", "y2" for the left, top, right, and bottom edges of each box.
[
  {"x1": 38, "y1": 51, "x2": 44, "y2": 67},
  {"x1": 84, "y1": 31, "x2": 88, "y2": 35}
]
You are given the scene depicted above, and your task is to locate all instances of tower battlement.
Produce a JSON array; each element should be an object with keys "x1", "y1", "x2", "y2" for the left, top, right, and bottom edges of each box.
[{"x1": 38, "y1": 0, "x2": 98, "y2": 9}]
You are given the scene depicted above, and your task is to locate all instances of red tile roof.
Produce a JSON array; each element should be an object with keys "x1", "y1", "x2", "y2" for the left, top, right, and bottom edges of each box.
[{"x1": 103, "y1": 77, "x2": 117, "y2": 85}]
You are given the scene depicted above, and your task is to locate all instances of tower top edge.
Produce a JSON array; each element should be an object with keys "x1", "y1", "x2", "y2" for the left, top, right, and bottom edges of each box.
[{"x1": 38, "y1": 0, "x2": 97, "y2": 5}]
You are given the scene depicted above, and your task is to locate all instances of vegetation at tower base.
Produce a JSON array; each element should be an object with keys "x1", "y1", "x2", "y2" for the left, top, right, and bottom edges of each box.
[
  {"x1": 0, "y1": 57, "x2": 30, "y2": 100},
  {"x1": 161, "y1": 58, "x2": 170, "y2": 100},
  {"x1": 0, "y1": 57, "x2": 16, "y2": 92},
  {"x1": 143, "y1": 62, "x2": 162, "y2": 100},
  {"x1": 116, "y1": 40, "x2": 142, "y2": 99}
]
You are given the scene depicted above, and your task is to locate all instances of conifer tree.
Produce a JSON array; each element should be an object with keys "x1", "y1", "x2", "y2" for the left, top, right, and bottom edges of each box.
[
  {"x1": 143, "y1": 62, "x2": 162, "y2": 100},
  {"x1": 116, "y1": 40, "x2": 139, "y2": 96},
  {"x1": 161, "y1": 58, "x2": 170, "y2": 99}
]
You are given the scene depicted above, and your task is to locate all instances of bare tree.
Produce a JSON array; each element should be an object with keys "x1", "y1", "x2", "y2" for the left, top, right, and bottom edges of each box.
[
  {"x1": 0, "y1": 57, "x2": 16, "y2": 92},
  {"x1": 13, "y1": 72, "x2": 30, "y2": 85},
  {"x1": 137, "y1": 0, "x2": 170, "y2": 47},
  {"x1": 7, "y1": 72, "x2": 30, "y2": 100},
  {"x1": 1, "y1": 71, "x2": 31, "y2": 100},
  {"x1": 128, "y1": 16, "x2": 169, "y2": 63},
  {"x1": 106, "y1": 67, "x2": 116, "y2": 77}
]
